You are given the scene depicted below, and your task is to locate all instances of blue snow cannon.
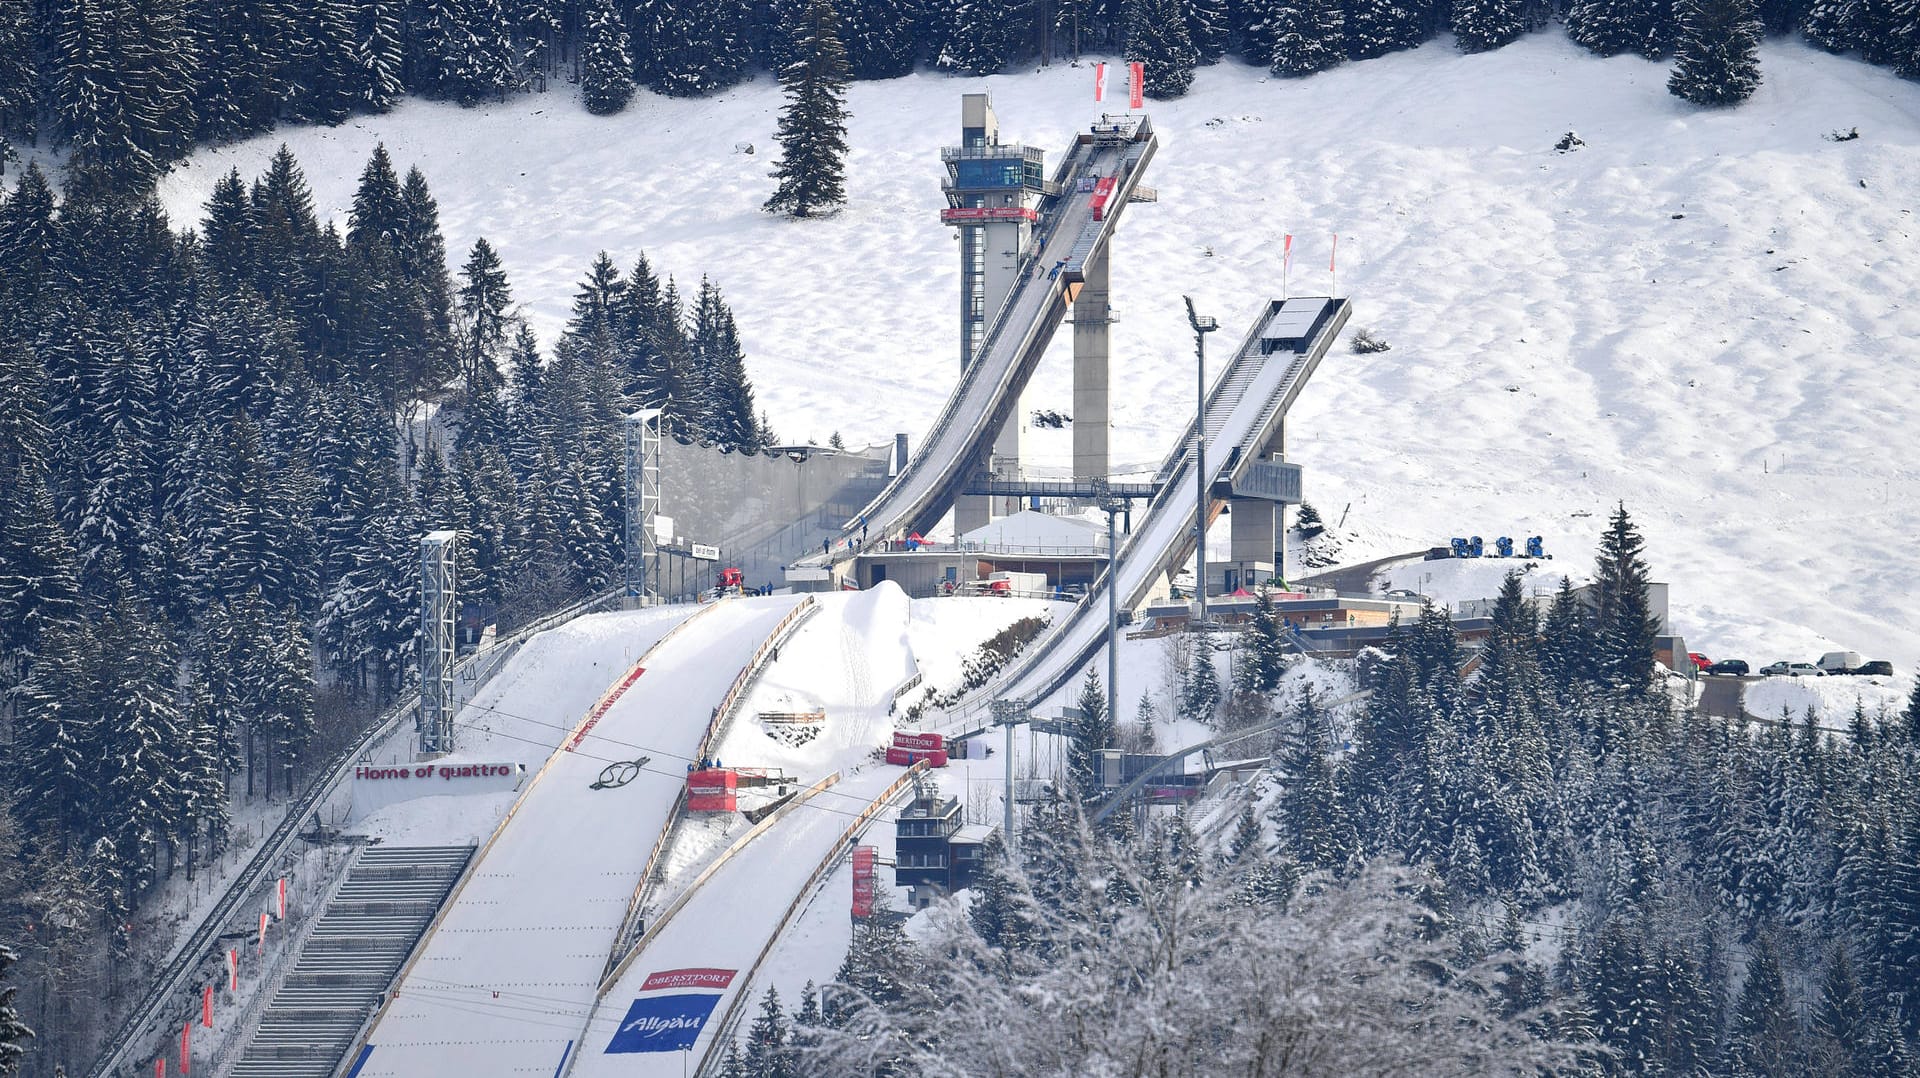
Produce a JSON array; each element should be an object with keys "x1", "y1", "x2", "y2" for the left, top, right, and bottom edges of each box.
[
  {"x1": 1469, "y1": 536, "x2": 1484, "y2": 558},
  {"x1": 1450, "y1": 537, "x2": 1470, "y2": 558},
  {"x1": 1525, "y1": 536, "x2": 1547, "y2": 559},
  {"x1": 1495, "y1": 536, "x2": 1514, "y2": 558}
]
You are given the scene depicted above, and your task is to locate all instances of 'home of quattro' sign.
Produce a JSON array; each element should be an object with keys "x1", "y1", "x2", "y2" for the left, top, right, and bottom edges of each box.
[{"x1": 355, "y1": 763, "x2": 517, "y2": 782}]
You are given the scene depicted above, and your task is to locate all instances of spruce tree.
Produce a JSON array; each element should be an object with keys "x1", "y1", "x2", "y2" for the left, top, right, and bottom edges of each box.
[
  {"x1": 1566, "y1": 0, "x2": 1677, "y2": 57},
  {"x1": 934, "y1": 0, "x2": 1025, "y2": 72},
  {"x1": 1184, "y1": 0, "x2": 1232, "y2": 60},
  {"x1": 457, "y1": 237, "x2": 516, "y2": 385},
  {"x1": 1126, "y1": 0, "x2": 1200, "y2": 96},
  {"x1": 0, "y1": 943, "x2": 29, "y2": 1074},
  {"x1": 1590, "y1": 504, "x2": 1660, "y2": 699},
  {"x1": 1452, "y1": 0, "x2": 1529, "y2": 49},
  {"x1": 766, "y1": 0, "x2": 852, "y2": 219},
  {"x1": 1068, "y1": 670, "x2": 1114, "y2": 800},
  {"x1": 356, "y1": 0, "x2": 408, "y2": 110},
  {"x1": 1729, "y1": 936, "x2": 1801, "y2": 1075},
  {"x1": 582, "y1": 0, "x2": 636, "y2": 114},
  {"x1": 1267, "y1": 0, "x2": 1346, "y2": 74},
  {"x1": 1667, "y1": 0, "x2": 1762, "y2": 106},
  {"x1": 1178, "y1": 643, "x2": 1222, "y2": 724},
  {"x1": 843, "y1": 0, "x2": 926, "y2": 76},
  {"x1": 1343, "y1": 0, "x2": 1428, "y2": 58}
]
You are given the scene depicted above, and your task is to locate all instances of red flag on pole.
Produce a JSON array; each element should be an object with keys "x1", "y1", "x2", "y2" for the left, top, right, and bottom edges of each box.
[
  {"x1": 277, "y1": 877, "x2": 287, "y2": 920},
  {"x1": 202, "y1": 984, "x2": 213, "y2": 1028},
  {"x1": 1127, "y1": 62, "x2": 1145, "y2": 109},
  {"x1": 227, "y1": 949, "x2": 238, "y2": 992},
  {"x1": 1330, "y1": 233, "x2": 1338, "y2": 271},
  {"x1": 1094, "y1": 62, "x2": 1107, "y2": 103},
  {"x1": 1283, "y1": 233, "x2": 1293, "y2": 273},
  {"x1": 256, "y1": 912, "x2": 268, "y2": 955},
  {"x1": 180, "y1": 1021, "x2": 191, "y2": 1074}
]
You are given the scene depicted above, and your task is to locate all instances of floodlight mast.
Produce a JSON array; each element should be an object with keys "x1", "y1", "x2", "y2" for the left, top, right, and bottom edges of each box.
[{"x1": 1183, "y1": 296, "x2": 1219, "y2": 629}]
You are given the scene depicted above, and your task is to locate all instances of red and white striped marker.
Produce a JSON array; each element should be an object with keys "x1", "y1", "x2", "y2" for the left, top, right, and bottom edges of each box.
[
  {"x1": 226, "y1": 948, "x2": 238, "y2": 992},
  {"x1": 277, "y1": 877, "x2": 287, "y2": 920}
]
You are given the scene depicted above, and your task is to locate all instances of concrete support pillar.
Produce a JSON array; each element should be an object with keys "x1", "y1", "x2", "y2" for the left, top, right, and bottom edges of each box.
[
  {"x1": 954, "y1": 445, "x2": 993, "y2": 538},
  {"x1": 1229, "y1": 498, "x2": 1278, "y2": 564},
  {"x1": 1072, "y1": 251, "x2": 1111, "y2": 483}
]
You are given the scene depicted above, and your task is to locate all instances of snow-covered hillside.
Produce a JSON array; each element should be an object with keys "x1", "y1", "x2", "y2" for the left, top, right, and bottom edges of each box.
[{"x1": 156, "y1": 35, "x2": 1920, "y2": 672}]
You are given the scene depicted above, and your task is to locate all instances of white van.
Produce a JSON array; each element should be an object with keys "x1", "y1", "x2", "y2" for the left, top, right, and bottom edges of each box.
[{"x1": 1817, "y1": 651, "x2": 1863, "y2": 675}]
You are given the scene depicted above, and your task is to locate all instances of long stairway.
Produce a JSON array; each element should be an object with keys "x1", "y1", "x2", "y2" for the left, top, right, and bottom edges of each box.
[{"x1": 228, "y1": 846, "x2": 473, "y2": 1078}]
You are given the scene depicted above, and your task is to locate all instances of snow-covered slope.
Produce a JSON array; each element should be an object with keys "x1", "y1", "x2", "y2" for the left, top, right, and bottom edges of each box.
[{"x1": 156, "y1": 35, "x2": 1920, "y2": 671}]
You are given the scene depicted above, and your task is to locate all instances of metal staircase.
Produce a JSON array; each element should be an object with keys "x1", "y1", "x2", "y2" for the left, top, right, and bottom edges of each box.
[{"x1": 226, "y1": 846, "x2": 474, "y2": 1078}]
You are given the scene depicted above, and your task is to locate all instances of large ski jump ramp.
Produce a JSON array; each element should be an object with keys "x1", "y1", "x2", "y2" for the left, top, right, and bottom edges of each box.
[
  {"x1": 810, "y1": 119, "x2": 1158, "y2": 547},
  {"x1": 351, "y1": 595, "x2": 806, "y2": 1077}
]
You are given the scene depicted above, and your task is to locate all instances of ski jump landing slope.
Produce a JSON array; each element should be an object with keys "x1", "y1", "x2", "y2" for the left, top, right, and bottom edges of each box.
[
  {"x1": 566, "y1": 768, "x2": 909, "y2": 1076},
  {"x1": 812, "y1": 118, "x2": 1158, "y2": 548},
  {"x1": 354, "y1": 595, "x2": 806, "y2": 1078}
]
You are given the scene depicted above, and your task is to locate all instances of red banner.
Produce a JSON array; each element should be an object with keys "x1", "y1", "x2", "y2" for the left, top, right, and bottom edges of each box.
[
  {"x1": 939, "y1": 206, "x2": 1038, "y2": 225},
  {"x1": 277, "y1": 877, "x2": 287, "y2": 920},
  {"x1": 569, "y1": 665, "x2": 647, "y2": 751},
  {"x1": 1094, "y1": 62, "x2": 1107, "y2": 102},
  {"x1": 1128, "y1": 62, "x2": 1144, "y2": 109},
  {"x1": 885, "y1": 747, "x2": 948, "y2": 768},
  {"x1": 202, "y1": 985, "x2": 213, "y2": 1028},
  {"x1": 179, "y1": 1021, "x2": 191, "y2": 1074},
  {"x1": 256, "y1": 912, "x2": 268, "y2": 955},
  {"x1": 892, "y1": 731, "x2": 944, "y2": 753},
  {"x1": 156, "y1": 1059, "x2": 165, "y2": 1078},
  {"x1": 639, "y1": 967, "x2": 737, "y2": 992},
  {"x1": 227, "y1": 949, "x2": 238, "y2": 992}
]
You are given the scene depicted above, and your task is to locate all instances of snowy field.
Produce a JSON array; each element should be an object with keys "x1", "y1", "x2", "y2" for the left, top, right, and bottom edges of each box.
[{"x1": 155, "y1": 34, "x2": 1920, "y2": 685}]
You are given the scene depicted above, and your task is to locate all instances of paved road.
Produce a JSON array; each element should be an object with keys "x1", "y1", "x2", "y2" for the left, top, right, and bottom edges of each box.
[
  {"x1": 1693, "y1": 673, "x2": 1757, "y2": 720},
  {"x1": 1292, "y1": 551, "x2": 1428, "y2": 596}
]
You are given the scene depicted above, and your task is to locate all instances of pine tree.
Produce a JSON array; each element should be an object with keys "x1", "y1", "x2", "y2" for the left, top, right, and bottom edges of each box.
[
  {"x1": 1667, "y1": 0, "x2": 1762, "y2": 106},
  {"x1": 1452, "y1": 0, "x2": 1529, "y2": 49},
  {"x1": 0, "y1": 942, "x2": 30, "y2": 1074},
  {"x1": 934, "y1": 0, "x2": 1026, "y2": 72},
  {"x1": 842, "y1": 0, "x2": 926, "y2": 76},
  {"x1": 688, "y1": 278, "x2": 762, "y2": 450},
  {"x1": 766, "y1": 0, "x2": 852, "y2": 218},
  {"x1": 1178, "y1": 643, "x2": 1222, "y2": 724},
  {"x1": 1266, "y1": 0, "x2": 1346, "y2": 74},
  {"x1": 1343, "y1": 0, "x2": 1428, "y2": 58},
  {"x1": 1730, "y1": 936, "x2": 1801, "y2": 1075},
  {"x1": 1184, "y1": 0, "x2": 1232, "y2": 60},
  {"x1": 1068, "y1": 670, "x2": 1114, "y2": 800},
  {"x1": 0, "y1": 0, "x2": 35, "y2": 170},
  {"x1": 1590, "y1": 504, "x2": 1660, "y2": 699},
  {"x1": 457, "y1": 237, "x2": 516, "y2": 387},
  {"x1": 583, "y1": 0, "x2": 636, "y2": 115},
  {"x1": 356, "y1": 0, "x2": 408, "y2": 110},
  {"x1": 1566, "y1": 0, "x2": 1677, "y2": 57},
  {"x1": 195, "y1": 0, "x2": 277, "y2": 142},
  {"x1": 1126, "y1": 0, "x2": 1200, "y2": 95},
  {"x1": 1271, "y1": 690, "x2": 1355, "y2": 870}
]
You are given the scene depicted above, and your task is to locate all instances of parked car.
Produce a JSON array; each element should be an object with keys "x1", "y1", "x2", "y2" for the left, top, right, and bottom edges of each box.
[
  {"x1": 1384, "y1": 588, "x2": 1424, "y2": 601},
  {"x1": 1687, "y1": 652, "x2": 1713, "y2": 671},
  {"x1": 1760, "y1": 661, "x2": 1821, "y2": 677},
  {"x1": 1705, "y1": 659, "x2": 1749, "y2": 676},
  {"x1": 1853, "y1": 660, "x2": 1894, "y2": 677},
  {"x1": 1817, "y1": 650, "x2": 1864, "y2": 675}
]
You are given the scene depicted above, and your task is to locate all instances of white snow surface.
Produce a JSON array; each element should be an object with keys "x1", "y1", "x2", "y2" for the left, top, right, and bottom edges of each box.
[
  {"x1": 570, "y1": 769, "x2": 906, "y2": 1075},
  {"x1": 1741, "y1": 671, "x2": 1914, "y2": 726},
  {"x1": 153, "y1": 34, "x2": 1920, "y2": 680},
  {"x1": 359, "y1": 595, "x2": 804, "y2": 1078},
  {"x1": 352, "y1": 605, "x2": 694, "y2": 843}
]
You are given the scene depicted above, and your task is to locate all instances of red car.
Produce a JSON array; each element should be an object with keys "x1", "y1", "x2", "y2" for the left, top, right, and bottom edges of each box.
[{"x1": 1687, "y1": 652, "x2": 1712, "y2": 671}]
